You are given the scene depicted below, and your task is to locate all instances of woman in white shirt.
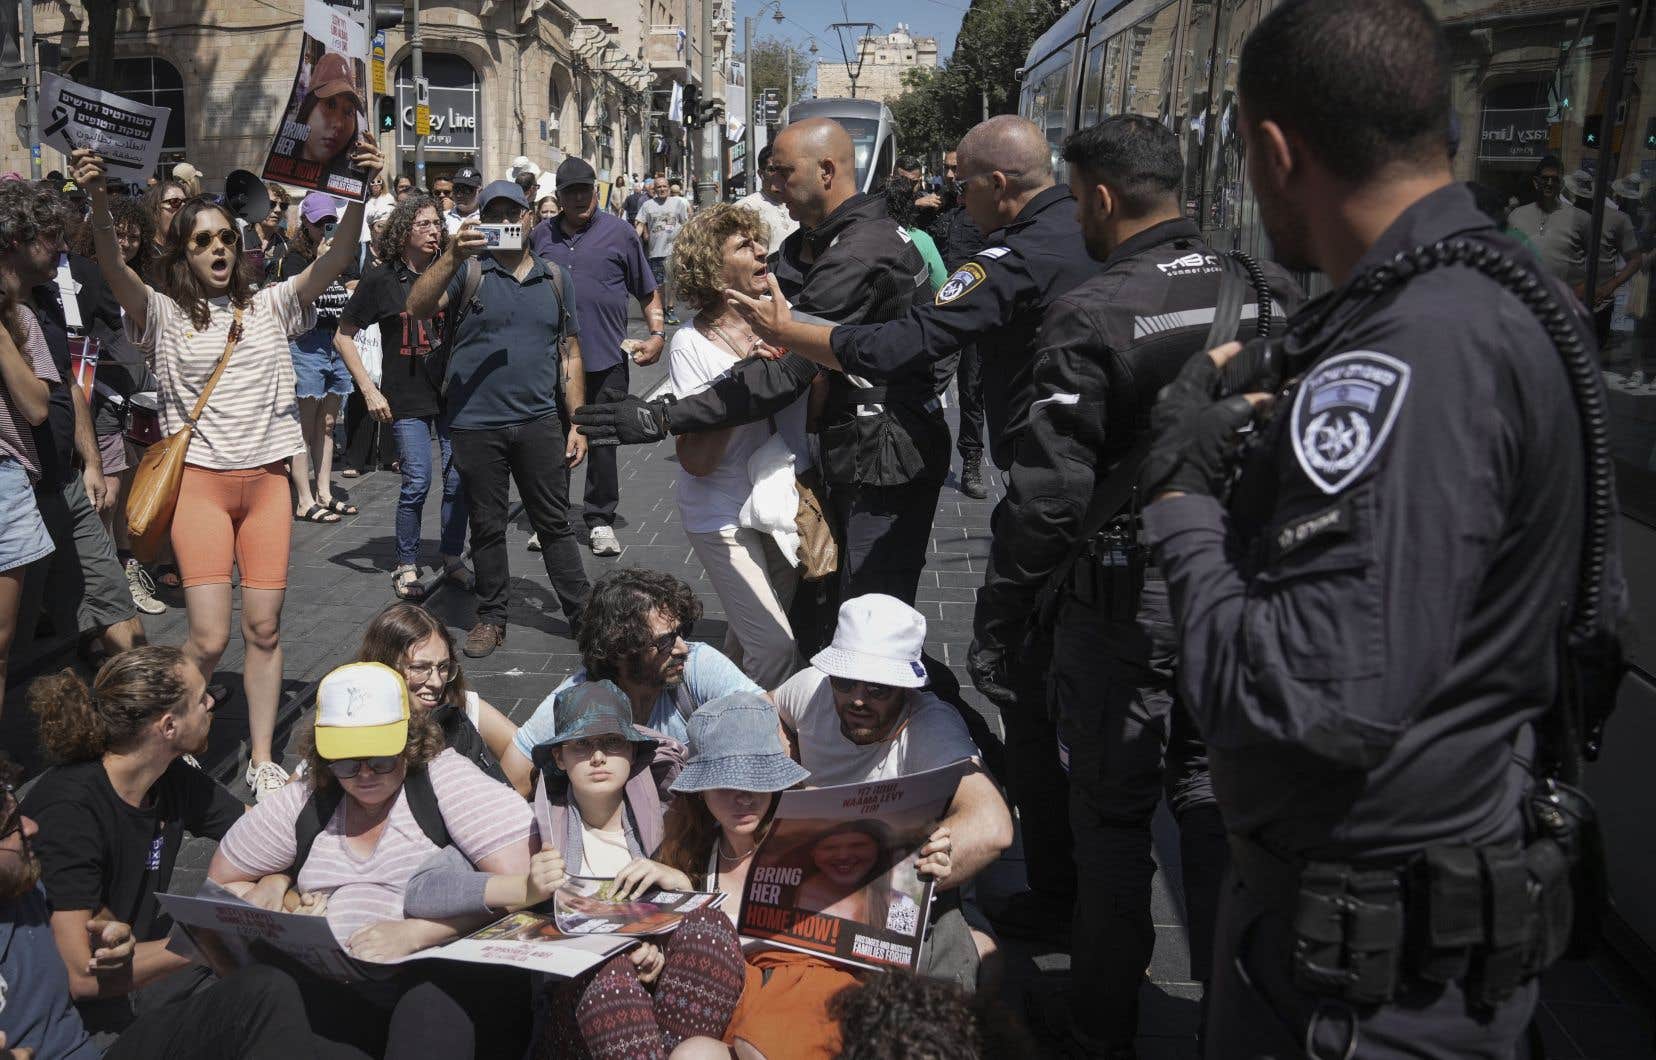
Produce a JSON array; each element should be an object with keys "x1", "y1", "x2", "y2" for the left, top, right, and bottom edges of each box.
[{"x1": 667, "y1": 204, "x2": 812, "y2": 688}]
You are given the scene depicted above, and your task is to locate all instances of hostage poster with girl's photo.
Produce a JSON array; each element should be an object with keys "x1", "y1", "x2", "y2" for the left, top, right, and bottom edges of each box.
[
  {"x1": 262, "y1": 0, "x2": 372, "y2": 199},
  {"x1": 735, "y1": 759, "x2": 970, "y2": 973}
]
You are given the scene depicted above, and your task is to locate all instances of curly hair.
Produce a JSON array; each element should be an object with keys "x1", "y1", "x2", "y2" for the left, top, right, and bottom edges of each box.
[
  {"x1": 27, "y1": 647, "x2": 190, "y2": 762},
  {"x1": 299, "y1": 708, "x2": 445, "y2": 794},
  {"x1": 380, "y1": 194, "x2": 447, "y2": 264},
  {"x1": 829, "y1": 974, "x2": 1033, "y2": 1059},
  {"x1": 667, "y1": 203, "x2": 771, "y2": 312},
  {"x1": 577, "y1": 568, "x2": 703, "y2": 682},
  {"x1": 156, "y1": 198, "x2": 255, "y2": 330},
  {"x1": 0, "y1": 180, "x2": 65, "y2": 257},
  {"x1": 356, "y1": 602, "x2": 468, "y2": 715},
  {"x1": 71, "y1": 196, "x2": 155, "y2": 278}
]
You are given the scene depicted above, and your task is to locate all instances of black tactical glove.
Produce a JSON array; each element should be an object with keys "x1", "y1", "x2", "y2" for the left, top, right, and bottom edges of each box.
[
  {"x1": 967, "y1": 638, "x2": 1018, "y2": 709},
  {"x1": 572, "y1": 394, "x2": 675, "y2": 447},
  {"x1": 1139, "y1": 391, "x2": 1260, "y2": 499}
]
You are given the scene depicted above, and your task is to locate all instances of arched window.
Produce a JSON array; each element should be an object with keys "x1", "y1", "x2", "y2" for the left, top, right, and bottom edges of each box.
[
  {"x1": 68, "y1": 57, "x2": 186, "y2": 151},
  {"x1": 394, "y1": 54, "x2": 480, "y2": 152}
]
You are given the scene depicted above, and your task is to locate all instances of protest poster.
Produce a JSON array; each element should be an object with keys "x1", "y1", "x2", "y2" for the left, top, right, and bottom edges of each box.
[
  {"x1": 39, "y1": 72, "x2": 171, "y2": 178},
  {"x1": 736, "y1": 759, "x2": 972, "y2": 973},
  {"x1": 158, "y1": 887, "x2": 376, "y2": 982},
  {"x1": 552, "y1": 876, "x2": 725, "y2": 937},
  {"x1": 430, "y1": 909, "x2": 636, "y2": 978},
  {"x1": 262, "y1": 0, "x2": 372, "y2": 200}
]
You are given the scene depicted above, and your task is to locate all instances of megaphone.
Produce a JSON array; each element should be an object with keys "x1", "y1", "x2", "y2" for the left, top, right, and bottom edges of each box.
[{"x1": 223, "y1": 170, "x2": 272, "y2": 226}]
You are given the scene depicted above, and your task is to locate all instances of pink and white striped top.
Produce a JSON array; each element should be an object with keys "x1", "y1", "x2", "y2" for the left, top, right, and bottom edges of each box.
[{"x1": 217, "y1": 749, "x2": 534, "y2": 943}]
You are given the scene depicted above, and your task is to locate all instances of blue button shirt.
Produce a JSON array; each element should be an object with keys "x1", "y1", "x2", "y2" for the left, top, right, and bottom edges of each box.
[
  {"x1": 0, "y1": 888, "x2": 100, "y2": 1058},
  {"x1": 528, "y1": 211, "x2": 655, "y2": 372},
  {"x1": 443, "y1": 253, "x2": 582, "y2": 431},
  {"x1": 513, "y1": 641, "x2": 762, "y2": 756}
]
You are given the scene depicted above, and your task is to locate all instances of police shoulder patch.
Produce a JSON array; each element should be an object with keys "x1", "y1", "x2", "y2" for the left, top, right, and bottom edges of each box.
[
  {"x1": 936, "y1": 262, "x2": 987, "y2": 305},
  {"x1": 1289, "y1": 350, "x2": 1411, "y2": 495}
]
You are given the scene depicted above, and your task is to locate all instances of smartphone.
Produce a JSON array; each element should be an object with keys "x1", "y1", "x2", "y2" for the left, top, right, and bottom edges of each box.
[{"x1": 479, "y1": 223, "x2": 523, "y2": 251}]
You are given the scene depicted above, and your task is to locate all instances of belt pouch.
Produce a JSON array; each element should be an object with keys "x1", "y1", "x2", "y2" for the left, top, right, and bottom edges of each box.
[
  {"x1": 1291, "y1": 863, "x2": 1352, "y2": 996},
  {"x1": 1418, "y1": 846, "x2": 1482, "y2": 983},
  {"x1": 1473, "y1": 847, "x2": 1529, "y2": 1007},
  {"x1": 1343, "y1": 869, "x2": 1404, "y2": 1005}
]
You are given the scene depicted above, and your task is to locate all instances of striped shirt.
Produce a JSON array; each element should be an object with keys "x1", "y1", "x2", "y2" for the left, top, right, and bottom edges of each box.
[
  {"x1": 216, "y1": 749, "x2": 534, "y2": 944},
  {"x1": 0, "y1": 308, "x2": 58, "y2": 479},
  {"x1": 126, "y1": 279, "x2": 310, "y2": 470}
]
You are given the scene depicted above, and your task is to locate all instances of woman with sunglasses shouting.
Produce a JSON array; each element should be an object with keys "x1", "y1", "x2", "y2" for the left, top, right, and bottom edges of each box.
[
  {"x1": 208, "y1": 662, "x2": 537, "y2": 1057},
  {"x1": 72, "y1": 141, "x2": 383, "y2": 803}
]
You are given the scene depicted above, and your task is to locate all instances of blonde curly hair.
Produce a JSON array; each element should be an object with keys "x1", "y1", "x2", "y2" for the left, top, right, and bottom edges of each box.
[{"x1": 667, "y1": 203, "x2": 772, "y2": 312}]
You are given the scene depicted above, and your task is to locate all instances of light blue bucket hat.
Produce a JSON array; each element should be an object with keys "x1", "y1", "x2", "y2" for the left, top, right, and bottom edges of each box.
[{"x1": 670, "y1": 691, "x2": 810, "y2": 794}]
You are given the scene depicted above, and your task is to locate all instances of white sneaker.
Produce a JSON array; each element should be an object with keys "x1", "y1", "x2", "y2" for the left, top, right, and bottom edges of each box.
[
  {"x1": 245, "y1": 760, "x2": 290, "y2": 801},
  {"x1": 126, "y1": 560, "x2": 167, "y2": 615},
  {"x1": 526, "y1": 532, "x2": 543, "y2": 552},
  {"x1": 589, "y1": 525, "x2": 621, "y2": 556}
]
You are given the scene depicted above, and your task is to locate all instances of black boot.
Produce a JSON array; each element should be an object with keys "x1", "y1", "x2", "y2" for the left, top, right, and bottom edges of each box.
[{"x1": 961, "y1": 450, "x2": 988, "y2": 499}]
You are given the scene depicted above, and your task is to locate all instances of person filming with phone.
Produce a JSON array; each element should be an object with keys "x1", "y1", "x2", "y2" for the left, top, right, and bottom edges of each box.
[{"x1": 406, "y1": 180, "x2": 590, "y2": 662}]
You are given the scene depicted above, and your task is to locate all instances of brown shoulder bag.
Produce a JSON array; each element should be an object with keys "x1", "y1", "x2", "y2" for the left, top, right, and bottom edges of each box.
[{"x1": 126, "y1": 307, "x2": 244, "y2": 563}]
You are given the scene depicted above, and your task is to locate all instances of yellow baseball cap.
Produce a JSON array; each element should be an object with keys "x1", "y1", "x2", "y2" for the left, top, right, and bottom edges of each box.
[{"x1": 313, "y1": 662, "x2": 410, "y2": 760}]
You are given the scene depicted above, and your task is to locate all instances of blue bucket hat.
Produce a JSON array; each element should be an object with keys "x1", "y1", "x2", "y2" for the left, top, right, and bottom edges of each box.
[
  {"x1": 670, "y1": 691, "x2": 810, "y2": 794},
  {"x1": 533, "y1": 680, "x2": 656, "y2": 772}
]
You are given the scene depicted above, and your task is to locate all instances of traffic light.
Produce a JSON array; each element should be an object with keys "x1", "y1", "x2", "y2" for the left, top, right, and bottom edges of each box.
[
  {"x1": 763, "y1": 90, "x2": 781, "y2": 126},
  {"x1": 378, "y1": 96, "x2": 397, "y2": 133},
  {"x1": 683, "y1": 82, "x2": 702, "y2": 126},
  {"x1": 1646, "y1": 117, "x2": 1656, "y2": 152},
  {"x1": 374, "y1": 2, "x2": 406, "y2": 31},
  {"x1": 1582, "y1": 113, "x2": 1602, "y2": 149},
  {"x1": 696, "y1": 99, "x2": 720, "y2": 127}
]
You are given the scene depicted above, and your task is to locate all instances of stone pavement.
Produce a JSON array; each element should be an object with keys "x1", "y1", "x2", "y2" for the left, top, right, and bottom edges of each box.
[{"x1": 6, "y1": 305, "x2": 1652, "y2": 1057}]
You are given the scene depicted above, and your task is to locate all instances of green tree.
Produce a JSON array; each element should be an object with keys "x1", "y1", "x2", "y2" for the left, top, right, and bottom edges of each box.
[{"x1": 747, "y1": 37, "x2": 812, "y2": 110}]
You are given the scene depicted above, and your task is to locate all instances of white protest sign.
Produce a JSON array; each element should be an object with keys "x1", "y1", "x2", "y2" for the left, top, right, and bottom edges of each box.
[{"x1": 40, "y1": 72, "x2": 171, "y2": 178}]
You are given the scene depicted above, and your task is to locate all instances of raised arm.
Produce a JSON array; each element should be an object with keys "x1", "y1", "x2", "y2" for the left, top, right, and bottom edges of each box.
[
  {"x1": 293, "y1": 140, "x2": 384, "y2": 306},
  {"x1": 70, "y1": 149, "x2": 149, "y2": 323}
]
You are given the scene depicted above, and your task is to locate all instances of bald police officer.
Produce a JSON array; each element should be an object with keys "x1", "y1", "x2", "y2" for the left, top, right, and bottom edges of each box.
[{"x1": 1140, "y1": 1, "x2": 1623, "y2": 1055}]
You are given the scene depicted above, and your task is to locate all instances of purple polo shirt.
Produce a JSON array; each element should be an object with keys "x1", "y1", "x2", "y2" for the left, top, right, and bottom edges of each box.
[{"x1": 529, "y1": 209, "x2": 656, "y2": 371}]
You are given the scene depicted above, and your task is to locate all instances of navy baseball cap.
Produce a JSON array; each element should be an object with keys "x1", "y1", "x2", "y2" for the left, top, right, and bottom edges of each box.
[
  {"x1": 452, "y1": 167, "x2": 483, "y2": 188},
  {"x1": 556, "y1": 157, "x2": 597, "y2": 190},
  {"x1": 476, "y1": 179, "x2": 529, "y2": 213}
]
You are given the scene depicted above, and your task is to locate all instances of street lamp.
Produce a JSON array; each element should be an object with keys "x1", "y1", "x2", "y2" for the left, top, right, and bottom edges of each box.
[{"x1": 745, "y1": 2, "x2": 786, "y2": 195}]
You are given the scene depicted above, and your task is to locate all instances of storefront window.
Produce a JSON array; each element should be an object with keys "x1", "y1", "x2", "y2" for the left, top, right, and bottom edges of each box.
[{"x1": 68, "y1": 57, "x2": 185, "y2": 151}]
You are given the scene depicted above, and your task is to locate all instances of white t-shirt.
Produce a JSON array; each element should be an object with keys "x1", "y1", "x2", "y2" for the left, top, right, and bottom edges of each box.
[
  {"x1": 580, "y1": 824, "x2": 633, "y2": 877},
  {"x1": 771, "y1": 667, "x2": 980, "y2": 786},
  {"x1": 668, "y1": 325, "x2": 808, "y2": 534}
]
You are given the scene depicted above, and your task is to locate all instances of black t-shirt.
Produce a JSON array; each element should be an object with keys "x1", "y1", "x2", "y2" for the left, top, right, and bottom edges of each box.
[
  {"x1": 63, "y1": 255, "x2": 146, "y2": 439},
  {"x1": 341, "y1": 258, "x2": 447, "y2": 420},
  {"x1": 275, "y1": 245, "x2": 354, "y2": 329},
  {"x1": 21, "y1": 758, "x2": 244, "y2": 943}
]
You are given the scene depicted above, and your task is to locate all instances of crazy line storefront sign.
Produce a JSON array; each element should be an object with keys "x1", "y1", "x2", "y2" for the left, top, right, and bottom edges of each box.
[
  {"x1": 395, "y1": 57, "x2": 479, "y2": 151},
  {"x1": 1478, "y1": 105, "x2": 1551, "y2": 162}
]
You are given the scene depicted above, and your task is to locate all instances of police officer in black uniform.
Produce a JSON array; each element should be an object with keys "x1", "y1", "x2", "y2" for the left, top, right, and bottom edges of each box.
[
  {"x1": 581, "y1": 115, "x2": 1100, "y2": 934},
  {"x1": 932, "y1": 146, "x2": 990, "y2": 499},
  {"x1": 977, "y1": 114, "x2": 1296, "y2": 1056},
  {"x1": 1140, "y1": 2, "x2": 1622, "y2": 1055}
]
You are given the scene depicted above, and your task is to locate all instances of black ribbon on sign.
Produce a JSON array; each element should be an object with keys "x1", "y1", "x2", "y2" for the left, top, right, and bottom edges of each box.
[{"x1": 43, "y1": 105, "x2": 70, "y2": 138}]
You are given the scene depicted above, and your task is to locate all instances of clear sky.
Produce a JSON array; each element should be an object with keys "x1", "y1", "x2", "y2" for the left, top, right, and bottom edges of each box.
[{"x1": 736, "y1": 0, "x2": 968, "y2": 72}]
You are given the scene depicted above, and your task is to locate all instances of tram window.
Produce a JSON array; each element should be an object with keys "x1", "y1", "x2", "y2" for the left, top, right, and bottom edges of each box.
[
  {"x1": 1080, "y1": 34, "x2": 1126, "y2": 130},
  {"x1": 1024, "y1": 52, "x2": 1074, "y2": 178},
  {"x1": 1176, "y1": 0, "x2": 1221, "y2": 218},
  {"x1": 1122, "y1": 0, "x2": 1180, "y2": 126},
  {"x1": 1208, "y1": 0, "x2": 1262, "y2": 243}
]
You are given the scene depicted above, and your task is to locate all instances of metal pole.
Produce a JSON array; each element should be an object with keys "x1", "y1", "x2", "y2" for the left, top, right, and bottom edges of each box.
[
  {"x1": 413, "y1": 0, "x2": 425, "y2": 188},
  {"x1": 785, "y1": 47, "x2": 792, "y2": 112},
  {"x1": 1581, "y1": 0, "x2": 1636, "y2": 313},
  {"x1": 744, "y1": 15, "x2": 753, "y2": 197},
  {"x1": 695, "y1": 0, "x2": 717, "y2": 206},
  {"x1": 22, "y1": 0, "x2": 38, "y2": 179}
]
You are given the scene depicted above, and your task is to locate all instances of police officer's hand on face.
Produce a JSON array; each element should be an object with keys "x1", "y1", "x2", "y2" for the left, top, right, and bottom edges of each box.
[
  {"x1": 725, "y1": 272, "x2": 793, "y2": 348},
  {"x1": 1140, "y1": 342, "x2": 1274, "y2": 500},
  {"x1": 967, "y1": 638, "x2": 1019, "y2": 708},
  {"x1": 572, "y1": 393, "x2": 675, "y2": 446}
]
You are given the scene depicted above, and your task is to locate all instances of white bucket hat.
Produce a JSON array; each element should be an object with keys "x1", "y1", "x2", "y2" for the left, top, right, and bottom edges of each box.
[{"x1": 811, "y1": 594, "x2": 930, "y2": 689}]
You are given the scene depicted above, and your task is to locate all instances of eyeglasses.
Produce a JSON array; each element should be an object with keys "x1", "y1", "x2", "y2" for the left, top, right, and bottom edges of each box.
[
  {"x1": 403, "y1": 658, "x2": 455, "y2": 683},
  {"x1": 829, "y1": 676, "x2": 903, "y2": 702},
  {"x1": 189, "y1": 228, "x2": 238, "y2": 252},
  {"x1": 411, "y1": 219, "x2": 442, "y2": 231},
  {"x1": 327, "y1": 756, "x2": 400, "y2": 779},
  {"x1": 647, "y1": 623, "x2": 693, "y2": 655},
  {"x1": 561, "y1": 734, "x2": 631, "y2": 758}
]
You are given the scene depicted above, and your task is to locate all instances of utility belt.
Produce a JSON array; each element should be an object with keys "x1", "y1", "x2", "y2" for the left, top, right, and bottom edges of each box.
[
  {"x1": 1229, "y1": 829, "x2": 1576, "y2": 1009},
  {"x1": 841, "y1": 384, "x2": 944, "y2": 414},
  {"x1": 1064, "y1": 520, "x2": 1149, "y2": 622}
]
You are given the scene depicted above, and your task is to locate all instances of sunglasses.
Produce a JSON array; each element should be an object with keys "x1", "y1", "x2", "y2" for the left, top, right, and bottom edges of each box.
[
  {"x1": 160, "y1": 197, "x2": 186, "y2": 210},
  {"x1": 189, "y1": 228, "x2": 238, "y2": 252},
  {"x1": 327, "y1": 756, "x2": 400, "y2": 779},
  {"x1": 829, "y1": 676, "x2": 904, "y2": 702},
  {"x1": 647, "y1": 623, "x2": 693, "y2": 655},
  {"x1": 561, "y1": 734, "x2": 631, "y2": 758}
]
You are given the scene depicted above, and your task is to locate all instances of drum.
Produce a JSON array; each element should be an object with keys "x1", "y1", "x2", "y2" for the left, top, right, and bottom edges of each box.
[{"x1": 125, "y1": 391, "x2": 163, "y2": 447}]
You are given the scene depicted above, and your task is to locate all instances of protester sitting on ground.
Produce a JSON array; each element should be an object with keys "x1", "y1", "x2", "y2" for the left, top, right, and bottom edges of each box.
[
  {"x1": 68, "y1": 195, "x2": 166, "y2": 618},
  {"x1": 74, "y1": 142, "x2": 380, "y2": 802},
  {"x1": 0, "y1": 288, "x2": 55, "y2": 722},
  {"x1": 20, "y1": 646, "x2": 247, "y2": 1040},
  {"x1": 779, "y1": 819, "x2": 920, "y2": 933},
  {"x1": 355, "y1": 602, "x2": 514, "y2": 781},
  {"x1": 336, "y1": 194, "x2": 472, "y2": 599},
  {"x1": 138, "y1": 179, "x2": 188, "y2": 272},
  {"x1": 772, "y1": 594, "x2": 1013, "y2": 988},
  {"x1": 0, "y1": 755, "x2": 376, "y2": 1059},
  {"x1": 827, "y1": 972, "x2": 1036, "y2": 1060},
  {"x1": 207, "y1": 662, "x2": 536, "y2": 1058},
  {"x1": 277, "y1": 192, "x2": 359, "y2": 525},
  {"x1": 503, "y1": 568, "x2": 762, "y2": 796},
  {"x1": 668, "y1": 203, "x2": 811, "y2": 689}
]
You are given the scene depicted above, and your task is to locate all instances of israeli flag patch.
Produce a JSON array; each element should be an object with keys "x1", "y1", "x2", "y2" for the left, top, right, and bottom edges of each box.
[{"x1": 1289, "y1": 350, "x2": 1410, "y2": 495}]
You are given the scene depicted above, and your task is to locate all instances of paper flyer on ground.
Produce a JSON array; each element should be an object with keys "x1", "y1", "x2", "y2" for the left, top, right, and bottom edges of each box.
[
  {"x1": 262, "y1": 0, "x2": 372, "y2": 199},
  {"x1": 552, "y1": 876, "x2": 725, "y2": 936},
  {"x1": 735, "y1": 759, "x2": 972, "y2": 973},
  {"x1": 39, "y1": 72, "x2": 171, "y2": 179}
]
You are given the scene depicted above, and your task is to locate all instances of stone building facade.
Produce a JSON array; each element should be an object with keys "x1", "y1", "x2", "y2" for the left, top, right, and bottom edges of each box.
[{"x1": 815, "y1": 23, "x2": 935, "y2": 104}]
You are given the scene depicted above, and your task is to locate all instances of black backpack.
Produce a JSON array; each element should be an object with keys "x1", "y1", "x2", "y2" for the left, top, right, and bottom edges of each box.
[{"x1": 287, "y1": 769, "x2": 451, "y2": 878}]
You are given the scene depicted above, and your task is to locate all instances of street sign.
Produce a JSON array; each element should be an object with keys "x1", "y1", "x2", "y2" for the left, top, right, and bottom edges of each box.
[
  {"x1": 414, "y1": 76, "x2": 430, "y2": 137},
  {"x1": 372, "y1": 30, "x2": 386, "y2": 96}
]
